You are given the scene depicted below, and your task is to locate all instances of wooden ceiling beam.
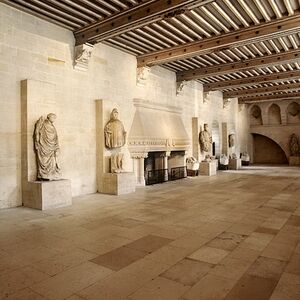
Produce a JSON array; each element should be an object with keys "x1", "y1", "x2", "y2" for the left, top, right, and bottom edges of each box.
[
  {"x1": 177, "y1": 49, "x2": 300, "y2": 81},
  {"x1": 137, "y1": 13, "x2": 300, "y2": 67},
  {"x1": 239, "y1": 91, "x2": 300, "y2": 103},
  {"x1": 203, "y1": 70, "x2": 300, "y2": 92},
  {"x1": 74, "y1": 0, "x2": 214, "y2": 45},
  {"x1": 224, "y1": 82, "x2": 300, "y2": 98}
]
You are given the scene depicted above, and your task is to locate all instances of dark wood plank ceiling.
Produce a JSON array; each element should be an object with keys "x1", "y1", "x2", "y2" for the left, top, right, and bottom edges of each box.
[{"x1": 2, "y1": 0, "x2": 300, "y2": 104}]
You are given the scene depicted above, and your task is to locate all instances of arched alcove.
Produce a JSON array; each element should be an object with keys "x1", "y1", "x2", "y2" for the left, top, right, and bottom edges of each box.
[
  {"x1": 250, "y1": 105, "x2": 263, "y2": 126},
  {"x1": 268, "y1": 103, "x2": 281, "y2": 125},
  {"x1": 211, "y1": 121, "x2": 220, "y2": 156},
  {"x1": 287, "y1": 102, "x2": 300, "y2": 124},
  {"x1": 252, "y1": 133, "x2": 288, "y2": 164}
]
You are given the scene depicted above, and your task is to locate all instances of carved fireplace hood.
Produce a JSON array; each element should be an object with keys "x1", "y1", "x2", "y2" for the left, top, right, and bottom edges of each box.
[{"x1": 128, "y1": 99, "x2": 190, "y2": 155}]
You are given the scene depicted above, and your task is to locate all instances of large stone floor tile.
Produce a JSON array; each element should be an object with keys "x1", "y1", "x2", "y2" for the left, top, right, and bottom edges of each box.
[
  {"x1": 127, "y1": 276, "x2": 189, "y2": 300},
  {"x1": 188, "y1": 246, "x2": 229, "y2": 264}
]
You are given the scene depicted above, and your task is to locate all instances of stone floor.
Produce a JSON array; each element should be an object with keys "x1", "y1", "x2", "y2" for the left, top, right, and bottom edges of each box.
[{"x1": 1, "y1": 165, "x2": 300, "y2": 300}]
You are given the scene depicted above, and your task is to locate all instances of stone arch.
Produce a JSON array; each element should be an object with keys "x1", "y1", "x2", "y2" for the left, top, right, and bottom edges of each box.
[
  {"x1": 252, "y1": 133, "x2": 288, "y2": 164},
  {"x1": 287, "y1": 101, "x2": 300, "y2": 124},
  {"x1": 250, "y1": 105, "x2": 262, "y2": 125},
  {"x1": 268, "y1": 103, "x2": 281, "y2": 125}
]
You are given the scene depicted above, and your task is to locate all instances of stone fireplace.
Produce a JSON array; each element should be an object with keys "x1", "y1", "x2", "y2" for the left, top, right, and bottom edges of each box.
[{"x1": 128, "y1": 99, "x2": 190, "y2": 185}]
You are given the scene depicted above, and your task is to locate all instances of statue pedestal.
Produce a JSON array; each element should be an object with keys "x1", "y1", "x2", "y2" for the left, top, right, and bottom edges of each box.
[
  {"x1": 289, "y1": 156, "x2": 300, "y2": 166},
  {"x1": 100, "y1": 173, "x2": 136, "y2": 195},
  {"x1": 23, "y1": 179, "x2": 72, "y2": 210},
  {"x1": 229, "y1": 158, "x2": 241, "y2": 170},
  {"x1": 199, "y1": 161, "x2": 217, "y2": 176}
]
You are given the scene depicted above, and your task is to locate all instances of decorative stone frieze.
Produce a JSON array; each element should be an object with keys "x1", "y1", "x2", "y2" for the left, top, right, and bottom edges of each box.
[
  {"x1": 130, "y1": 151, "x2": 148, "y2": 159},
  {"x1": 176, "y1": 80, "x2": 187, "y2": 96},
  {"x1": 137, "y1": 66, "x2": 151, "y2": 86},
  {"x1": 74, "y1": 43, "x2": 94, "y2": 71}
]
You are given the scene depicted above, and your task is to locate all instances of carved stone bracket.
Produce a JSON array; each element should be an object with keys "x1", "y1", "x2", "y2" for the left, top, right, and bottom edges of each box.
[
  {"x1": 239, "y1": 103, "x2": 246, "y2": 112},
  {"x1": 74, "y1": 43, "x2": 94, "y2": 71},
  {"x1": 176, "y1": 80, "x2": 187, "y2": 96},
  {"x1": 223, "y1": 98, "x2": 231, "y2": 109},
  {"x1": 137, "y1": 66, "x2": 151, "y2": 86},
  {"x1": 203, "y1": 92, "x2": 211, "y2": 104}
]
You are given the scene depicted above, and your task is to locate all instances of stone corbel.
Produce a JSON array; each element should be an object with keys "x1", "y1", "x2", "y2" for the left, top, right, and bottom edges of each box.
[
  {"x1": 176, "y1": 80, "x2": 187, "y2": 96},
  {"x1": 203, "y1": 92, "x2": 211, "y2": 104},
  {"x1": 239, "y1": 103, "x2": 246, "y2": 112},
  {"x1": 74, "y1": 43, "x2": 94, "y2": 71},
  {"x1": 137, "y1": 66, "x2": 151, "y2": 86},
  {"x1": 223, "y1": 98, "x2": 231, "y2": 109}
]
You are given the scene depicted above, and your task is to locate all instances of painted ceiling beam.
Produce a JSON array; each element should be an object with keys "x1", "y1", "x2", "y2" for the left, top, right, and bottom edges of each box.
[
  {"x1": 177, "y1": 49, "x2": 300, "y2": 81},
  {"x1": 203, "y1": 70, "x2": 300, "y2": 92},
  {"x1": 137, "y1": 13, "x2": 300, "y2": 67},
  {"x1": 74, "y1": 0, "x2": 214, "y2": 45}
]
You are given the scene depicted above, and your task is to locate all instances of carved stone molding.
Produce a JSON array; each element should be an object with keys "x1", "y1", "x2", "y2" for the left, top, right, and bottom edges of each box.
[
  {"x1": 223, "y1": 98, "x2": 231, "y2": 109},
  {"x1": 74, "y1": 43, "x2": 94, "y2": 71},
  {"x1": 130, "y1": 151, "x2": 148, "y2": 159},
  {"x1": 137, "y1": 66, "x2": 151, "y2": 86},
  {"x1": 176, "y1": 80, "x2": 187, "y2": 96}
]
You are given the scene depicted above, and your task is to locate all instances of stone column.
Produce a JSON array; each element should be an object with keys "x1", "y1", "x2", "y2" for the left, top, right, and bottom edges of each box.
[
  {"x1": 192, "y1": 117, "x2": 199, "y2": 160},
  {"x1": 163, "y1": 151, "x2": 171, "y2": 181},
  {"x1": 131, "y1": 152, "x2": 148, "y2": 186},
  {"x1": 222, "y1": 122, "x2": 228, "y2": 156}
]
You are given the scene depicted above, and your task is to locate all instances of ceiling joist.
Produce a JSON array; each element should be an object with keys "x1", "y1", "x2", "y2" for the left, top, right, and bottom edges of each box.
[
  {"x1": 177, "y1": 49, "x2": 300, "y2": 81},
  {"x1": 137, "y1": 13, "x2": 300, "y2": 67},
  {"x1": 204, "y1": 70, "x2": 300, "y2": 92},
  {"x1": 74, "y1": 0, "x2": 214, "y2": 45},
  {"x1": 224, "y1": 82, "x2": 300, "y2": 98}
]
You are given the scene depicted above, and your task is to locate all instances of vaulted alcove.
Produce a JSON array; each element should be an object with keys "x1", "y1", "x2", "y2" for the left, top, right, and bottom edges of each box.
[
  {"x1": 250, "y1": 105, "x2": 263, "y2": 126},
  {"x1": 287, "y1": 102, "x2": 300, "y2": 124},
  {"x1": 268, "y1": 104, "x2": 281, "y2": 125}
]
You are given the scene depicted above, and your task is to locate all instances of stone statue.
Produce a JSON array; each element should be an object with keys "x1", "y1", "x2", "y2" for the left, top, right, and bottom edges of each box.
[
  {"x1": 230, "y1": 153, "x2": 237, "y2": 159},
  {"x1": 111, "y1": 153, "x2": 124, "y2": 173},
  {"x1": 104, "y1": 108, "x2": 126, "y2": 149},
  {"x1": 33, "y1": 113, "x2": 61, "y2": 180},
  {"x1": 220, "y1": 154, "x2": 229, "y2": 165},
  {"x1": 199, "y1": 124, "x2": 212, "y2": 152},
  {"x1": 229, "y1": 134, "x2": 235, "y2": 148},
  {"x1": 289, "y1": 134, "x2": 300, "y2": 156}
]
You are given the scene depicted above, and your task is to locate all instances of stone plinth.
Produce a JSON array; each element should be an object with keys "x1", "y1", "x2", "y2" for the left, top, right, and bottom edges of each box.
[
  {"x1": 23, "y1": 179, "x2": 72, "y2": 210},
  {"x1": 100, "y1": 173, "x2": 136, "y2": 195},
  {"x1": 289, "y1": 156, "x2": 300, "y2": 166},
  {"x1": 199, "y1": 161, "x2": 217, "y2": 176},
  {"x1": 229, "y1": 158, "x2": 241, "y2": 170}
]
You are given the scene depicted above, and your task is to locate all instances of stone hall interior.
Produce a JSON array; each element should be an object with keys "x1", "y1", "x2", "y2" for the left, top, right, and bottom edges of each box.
[{"x1": 1, "y1": 0, "x2": 300, "y2": 299}]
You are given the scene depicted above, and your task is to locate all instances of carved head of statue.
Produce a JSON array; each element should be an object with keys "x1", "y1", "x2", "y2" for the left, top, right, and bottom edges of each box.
[
  {"x1": 110, "y1": 108, "x2": 119, "y2": 120},
  {"x1": 47, "y1": 113, "x2": 57, "y2": 123},
  {"x1": 204, "y1": 123, "x2": 208, "y2": 131}
]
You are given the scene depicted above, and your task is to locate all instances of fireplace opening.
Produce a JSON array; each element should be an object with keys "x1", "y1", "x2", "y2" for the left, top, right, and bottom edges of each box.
[{"x1": 145, "y1": 151, "x2": 187, "y2": 185}]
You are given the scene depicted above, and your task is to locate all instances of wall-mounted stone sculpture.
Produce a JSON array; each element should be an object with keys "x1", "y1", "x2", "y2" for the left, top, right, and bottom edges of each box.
[
  {"x1": 289, "y1": 134, "x2": 300, "y2": 156},
  {"x1": 104, "y1": 108, "x2": 126, "y2": 149},
  {"x1": 33, "y1": 113, "x2": 61, "y2": 180},
  {"x1": 229, "y1": 134, "x2": 235, "y2": 148},
  {"x1": 199, "y1": 124, "x2": 212, "y2": 152}
]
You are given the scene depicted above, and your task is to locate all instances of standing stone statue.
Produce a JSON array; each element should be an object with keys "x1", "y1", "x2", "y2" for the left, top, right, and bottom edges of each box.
[
  {"x1": 111, "y1": 153, "x2": 124, "y2": 173},
  {"x1": 33, "y1": 113, "x2": 61, "y2": 180},
  {"x1": 289, "y1": 134, "x2": 300, "y2": 156},
  {"x1": 104, "y1": 108, "x2": 126, "y2": 149},
  {"x1": 199, "y1": 123, "x2": 212, "y2": 152},
  {"x1": 229, "y1": 134, "x2": 235, "y2": 148}
]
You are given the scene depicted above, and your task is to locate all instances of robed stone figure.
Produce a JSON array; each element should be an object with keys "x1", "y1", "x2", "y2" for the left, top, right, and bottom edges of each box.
[
  {"x1": 33, "y1": 113, "x2": 61, "y2": 180},
  {"x1": 289, "y1": 134, "x2": 300, "y2": 156},
  {"x1": 199, "y1": 123, "x2": 212, "y2": 152},
  {"x1": 104, "y1": 108, "x2": 126, "y2": 149}
]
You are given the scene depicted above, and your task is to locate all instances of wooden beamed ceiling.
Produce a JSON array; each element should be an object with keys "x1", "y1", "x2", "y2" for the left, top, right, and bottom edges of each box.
[{"x1": 2, "y1": 0, "x2": 300, "y2": 103}]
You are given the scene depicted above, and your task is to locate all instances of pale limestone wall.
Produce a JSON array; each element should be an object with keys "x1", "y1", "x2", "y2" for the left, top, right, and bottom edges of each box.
[{"x1": 0, "y1": 3, "x2": 249, "y2": 208}]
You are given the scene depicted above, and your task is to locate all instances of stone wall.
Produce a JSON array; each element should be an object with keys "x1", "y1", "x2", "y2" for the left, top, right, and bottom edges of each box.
[{"x1": 0, "y1": 3, "x2": 249, "y2": 209}]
